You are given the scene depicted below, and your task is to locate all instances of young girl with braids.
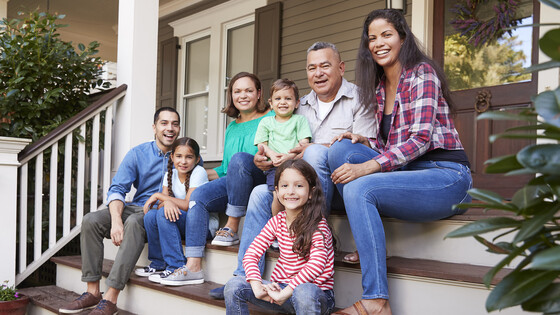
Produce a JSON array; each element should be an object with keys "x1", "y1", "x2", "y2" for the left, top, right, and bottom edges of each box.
[
  {"x1": 224, "y1": 159, "x2": 335, "y2": 315},
  {"x1": 140, "y1": 137, "x2": 210, "y2": 284}
]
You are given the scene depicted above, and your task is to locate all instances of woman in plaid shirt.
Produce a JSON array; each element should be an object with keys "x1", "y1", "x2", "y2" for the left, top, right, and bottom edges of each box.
[{"x1": 330, "y1": 9, "x2": 472, "y2": 315}]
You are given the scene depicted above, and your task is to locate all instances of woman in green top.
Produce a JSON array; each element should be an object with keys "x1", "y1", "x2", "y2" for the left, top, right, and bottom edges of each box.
[{"x1": 162, "y1": 72, "x2": 272, "y2": 286}]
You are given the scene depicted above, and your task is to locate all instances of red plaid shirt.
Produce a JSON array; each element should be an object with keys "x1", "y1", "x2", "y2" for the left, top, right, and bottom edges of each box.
[{"x1": 370, "y1": 62, "x2": 464, "y2": 171}]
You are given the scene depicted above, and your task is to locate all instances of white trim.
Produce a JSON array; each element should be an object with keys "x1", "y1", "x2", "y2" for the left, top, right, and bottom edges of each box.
[
  {"x1": 411, "y1": 0, "x2": 434, "y2": 57},
  {"x1": 159, "y1": 0, "x2": 203, "y2": 18}
]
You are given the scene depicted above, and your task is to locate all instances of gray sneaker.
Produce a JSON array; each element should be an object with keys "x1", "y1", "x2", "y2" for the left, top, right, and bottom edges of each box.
[
  {"x1": 160, "y1": 266, "x2": 204, "y2": 286},
  {"x1": 148, "y1": 269, "x2": 173, "y2": 283},
  {"x1": 211, "y1": 227, "x2": 239, "y2": 246}
]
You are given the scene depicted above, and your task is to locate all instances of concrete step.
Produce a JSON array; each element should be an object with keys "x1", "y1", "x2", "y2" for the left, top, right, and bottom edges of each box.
[{"x1": 17, "y1": 285, "x2": 135, "y2": 315}]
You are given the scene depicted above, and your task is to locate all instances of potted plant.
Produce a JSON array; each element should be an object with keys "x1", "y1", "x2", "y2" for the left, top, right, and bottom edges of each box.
[{"x1": 0, "y1": 281, "x2": 29, "y2": 315}]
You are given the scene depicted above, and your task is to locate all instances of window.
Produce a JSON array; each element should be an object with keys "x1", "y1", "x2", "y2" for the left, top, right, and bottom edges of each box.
[{"x1": 171, "y1": 0, "x2": 266, "y2": 161}]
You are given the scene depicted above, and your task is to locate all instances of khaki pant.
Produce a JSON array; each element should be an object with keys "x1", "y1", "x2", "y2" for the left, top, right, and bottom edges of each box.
[{"x1": 80, "y1": 205, "x2": 145, "y2": 290}]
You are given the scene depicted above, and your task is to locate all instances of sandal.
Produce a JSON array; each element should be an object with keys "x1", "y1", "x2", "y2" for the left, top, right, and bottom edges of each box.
[
  {"x1": 333, "y1": 300, "x2": 370, "y2": 315},
  {"x1": 343, "y1": 250, "x2": 360, "y2": 264}
]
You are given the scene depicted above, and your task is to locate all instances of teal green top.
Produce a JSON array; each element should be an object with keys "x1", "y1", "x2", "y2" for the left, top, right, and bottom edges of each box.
[
  {"x1": 254, "y1": 114, "x2": 312, "y2": 154},
  {"x1": 214, "y1": 111, "x2": 275, "y2": 177}
]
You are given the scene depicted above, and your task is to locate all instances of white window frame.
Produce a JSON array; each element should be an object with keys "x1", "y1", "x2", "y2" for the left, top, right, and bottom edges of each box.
[{"x1": 170, "y1": 0, "x2": 266, "y2": 161}]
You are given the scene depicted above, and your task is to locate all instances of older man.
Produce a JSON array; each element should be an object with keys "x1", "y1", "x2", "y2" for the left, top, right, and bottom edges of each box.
[
  {"x1": 60, "y1": 107, "x2": 181, "y2": 315},
  {"x1": 210, "y1": 42, "x2": 375, "y2": 299}
]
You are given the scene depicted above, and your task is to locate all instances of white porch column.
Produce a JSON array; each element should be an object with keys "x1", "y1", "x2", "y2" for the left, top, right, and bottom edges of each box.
[
  {"x1": 114, "y1": 0, "x2": 159, "y2": 170},
  {"x1": 411, "y1": 0, "x2": 433, "y2": 57},
  {"x1": 0, "y1": 0, "x2": 9, "y2": 20},
  {"x1": 0, "y1": 137, "x2": 31, "y2": 286}
]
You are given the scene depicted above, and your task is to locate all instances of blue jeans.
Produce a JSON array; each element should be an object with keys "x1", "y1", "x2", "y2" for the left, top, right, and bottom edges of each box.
[
  {"x1": 328, "y1": 139, "x2": 472, "y2": 299},
  {"x1": 224, "y1": 276, "x2": 335, "y2": 315},
  {"x1": 185, "y1": 152, "x2": 266, "y2": 257},
  {"x1": 144, "y1": 208, "x2": 187, "y2": 271}
]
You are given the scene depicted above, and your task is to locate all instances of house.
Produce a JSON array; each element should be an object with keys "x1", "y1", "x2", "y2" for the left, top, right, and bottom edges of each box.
[{"x1": 1, "y1": 0, "x2": 558, "y2": 314}]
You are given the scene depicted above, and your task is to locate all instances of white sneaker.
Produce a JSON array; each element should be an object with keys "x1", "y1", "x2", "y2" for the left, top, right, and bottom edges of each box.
[
  {"x1": 135, "y1": 266, "x2": 164, "y2": 277},
  {"x1": 148, "y1": 269, "x2": 174, "y2": 283}
]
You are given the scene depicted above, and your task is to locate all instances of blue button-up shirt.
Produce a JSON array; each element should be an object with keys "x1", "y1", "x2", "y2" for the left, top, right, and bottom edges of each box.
[{"x1": 106, "y1": 141, "x2": 170, "y2": 207}]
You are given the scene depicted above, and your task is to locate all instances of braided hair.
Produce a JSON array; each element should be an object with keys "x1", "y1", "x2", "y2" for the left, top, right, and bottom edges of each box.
[{"x1": 166, "y1": 137, "x2": 201, "y2": 198}]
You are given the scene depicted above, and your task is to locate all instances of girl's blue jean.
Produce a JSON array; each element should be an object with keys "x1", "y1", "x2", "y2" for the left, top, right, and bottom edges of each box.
[
  {"x1": 144, "y1": 208, "x2": 187, "y2": 271},
  {"x1": 328, "y1": 139, "x2": 472, "y2": 299},
  {"x1": 185, "y1": 152, "x2": 266, "y2": 257},
  {"x1": 224, "y1": 276, "x2": 335, "y2": 315}
]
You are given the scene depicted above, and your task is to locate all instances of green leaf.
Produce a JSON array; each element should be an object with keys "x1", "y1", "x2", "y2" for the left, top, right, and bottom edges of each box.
[
  {"x1": 523, "y1": 60, "x2": 560, "y2": 73},
  {"x1": 78, "y1": 43, "x2": 85, "y2": 51},
  {"x1": 484, "y1": 154, "x2": 524, "y2": 174},
  {"x1": 539, "y1": 29, "x2": 560, "y2": 61},
  {"x1": 517, "y1": 144, "x2": 560, "y2": 175},
  {"x1": 467, "y1": 188, "x2": 513, "y2": 207},
  {"x1": 534, "y1": 88, "x2": 560, "y2": 128},
  {"x1": 522, "y1": 283, "x2": 560, "y2": 313},
  {"x1": 531, "y1": 247, "x2": 560, "y2": 270},
  {"x1": 511, "y1": 185, "x2": 549, "y2": 211},
  {"x1": 513, "y1": 205, "x2": 559, "y2": 243},
  {"x1": 478, "y1": 111, "x2": 538, "y2": 122},
  {"x1": 445, "y1": 217, "x2": 520, "y2": 238},
  {"x1": 540, "y1": 0, "x2": 560, "y2": 9},
  {"x1": 486, "y1": 270, "x2": 560, "y2": 311}
]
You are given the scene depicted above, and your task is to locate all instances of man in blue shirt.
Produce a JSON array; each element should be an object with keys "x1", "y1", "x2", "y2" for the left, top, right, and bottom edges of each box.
[{"x1": 60, "y1": 107, "x2": 181, "y2": 315}]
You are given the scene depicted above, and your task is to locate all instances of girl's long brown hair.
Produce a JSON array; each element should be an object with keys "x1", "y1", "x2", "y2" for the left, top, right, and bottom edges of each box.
[
  {"x1": 167, "y1": 137, "x2": 200, "y2": 197},
  {"x1": 274, "y1": 159, "x2": 327, "y2": 258}
]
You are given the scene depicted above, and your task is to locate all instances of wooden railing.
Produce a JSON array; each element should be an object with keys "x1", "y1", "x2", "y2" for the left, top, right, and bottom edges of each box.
[{"x1": 15, "y1": 85, "x2": 127, "y2": 285}]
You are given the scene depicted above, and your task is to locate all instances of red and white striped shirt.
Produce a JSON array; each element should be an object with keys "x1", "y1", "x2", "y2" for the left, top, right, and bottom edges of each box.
[{"x1": 243, "y1": 211, "x2": 335, "y2": 290}]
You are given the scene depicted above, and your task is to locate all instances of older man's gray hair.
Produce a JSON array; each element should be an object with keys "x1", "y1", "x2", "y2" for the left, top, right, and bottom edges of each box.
[{"x1": 307, "y1": 41, "x2": 342, "y2": 61}]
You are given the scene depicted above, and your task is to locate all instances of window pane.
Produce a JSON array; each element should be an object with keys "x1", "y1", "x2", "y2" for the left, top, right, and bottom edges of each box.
[
  {"x1": 185, "y1": 36, "x2": 210, "y2": 94},
  {"x1": 443, "y1": 0, "x2": 533, "y2": 91},
  {"x1": 226, "y1": 23, "x2": 254, "y2": 84},
  {"x1": 183, "y1": 95, "x2": 208, "y2": 150}
]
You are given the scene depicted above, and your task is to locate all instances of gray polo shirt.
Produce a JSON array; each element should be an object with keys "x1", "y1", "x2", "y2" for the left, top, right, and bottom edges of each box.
[{"x1": 296, "y1": 78, "x2": 376, "y2": 144}]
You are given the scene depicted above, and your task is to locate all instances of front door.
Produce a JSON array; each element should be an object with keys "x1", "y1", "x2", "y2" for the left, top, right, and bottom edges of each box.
[{"x1": 433, "y1": 0, "x2": 539, "y2": 198}]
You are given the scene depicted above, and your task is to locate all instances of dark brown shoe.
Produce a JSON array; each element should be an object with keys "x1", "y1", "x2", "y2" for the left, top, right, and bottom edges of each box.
[
  {"x1": 59, "y1": 292, "x2": 102, "y2": 313},
  {"x1": 89, "y1": 299, "x2": 118, "y2": 315}
]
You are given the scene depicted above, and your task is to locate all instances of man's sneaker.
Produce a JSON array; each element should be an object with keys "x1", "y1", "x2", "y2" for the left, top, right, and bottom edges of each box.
[
  {"x1": 271, "y1": 239, "x2": 280, "y2": 251},
  {"x1": 89, "y1": 299, "x2": 118, "y2": 315},
  {"x1": 208, "y1": 285, "x2": 225, "y2": 299},
  {"x1": 134, "y1": 265, "x2": 164, "y2": 277},
  {"x1": 160, "y1": 265, "x2": 204, "y2": 286},
  {"x1": 148, "y1": 269, "x2": 174, "y2": 283},
  {"x1": 211, "y1": 227, "x2": 239, "y2": 246},
  {"x1": 59, "y1": 292, "x2": 101, "y2": 314}
]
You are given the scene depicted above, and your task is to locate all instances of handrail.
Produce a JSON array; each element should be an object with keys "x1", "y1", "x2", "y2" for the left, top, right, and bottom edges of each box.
[{"x1": 18, "y1": 84, "x2": 128, "y2": 163}]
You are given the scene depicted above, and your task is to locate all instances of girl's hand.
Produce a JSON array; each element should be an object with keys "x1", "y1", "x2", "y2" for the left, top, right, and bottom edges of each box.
[
  {"x1": 161, "y1": 200, "x2": 182, "y2": 222},
  {"x1": 265, "y1": 283, "x2": 292, "y2": 305},
  {"x1": 143, "y1": 195, "x2": 159, "y2": 214},
  {"x1": 250, "y1": 281, "x2": 273, "y2": 303},
  {"x1": 272, "y1": 153, "x2": 291, "y2": 167},
  {"x1": 330, "y1": 132, "x2": 370, "y2": 147},
  {"x1": 331, "y1": 161, "x2": 379, "y2": 184}
]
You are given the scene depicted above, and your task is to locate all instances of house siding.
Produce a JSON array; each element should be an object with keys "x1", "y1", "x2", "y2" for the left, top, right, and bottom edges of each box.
[{"x1": 277, "y1": 0, "x2": 411, "y2": 96}]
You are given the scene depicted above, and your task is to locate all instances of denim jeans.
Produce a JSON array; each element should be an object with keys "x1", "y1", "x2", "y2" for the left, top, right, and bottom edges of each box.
[
  {"x1": 185, "y1": 152, "x2": 265, "y2": 257},
  {"x1": 328, "y1": 139, "x2": 472, "y2": 299},
  {"x1": 224, "y1": 276, "x2": 335, "y2": 315},
  {"x1": 144, "y1": 208, "x2": 187, "y2": 271}
]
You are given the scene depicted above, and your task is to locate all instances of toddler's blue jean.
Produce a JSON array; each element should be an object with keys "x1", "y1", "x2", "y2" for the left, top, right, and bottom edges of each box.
[
  {"x1": 224, "y1": 276, "x2": 335, "y2": 315},
  {"x1": 185, "y1": 152, "x2": 266, "y2": 257},
  {"x1": 328, "y1": 139, "x2": 472, "y2": 299}
]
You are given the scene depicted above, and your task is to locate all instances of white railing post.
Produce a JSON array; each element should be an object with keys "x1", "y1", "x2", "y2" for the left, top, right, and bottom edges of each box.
[{"x1": 0, "y1": 137, "x2": 31, "y2": 286}]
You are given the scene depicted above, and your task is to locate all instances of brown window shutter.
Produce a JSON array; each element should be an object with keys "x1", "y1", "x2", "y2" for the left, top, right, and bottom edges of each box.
[
  {"x1": 158, "y1": 36, "x2": 179, "y2": 109},
  {"x1": 253, "y1": 1, "x2": 282, "y2": 104}
]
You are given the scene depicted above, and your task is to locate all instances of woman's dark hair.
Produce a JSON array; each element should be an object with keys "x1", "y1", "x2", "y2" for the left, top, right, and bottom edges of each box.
[
  {"x1": 356, "y1": 9, "x2": 455, "y2": 113},
  {"x1": 167, "y1": 137, "x2": 200, "y2": 198},
  {"x1": 222, "y1": 72, "x2": 269, "y2": 118},
  {"x1": 269, "y1": 78, "x2": 300, "y2": 102},
  {"x1": 274, "y1": 159, "x2": 328, "y2": 258}
]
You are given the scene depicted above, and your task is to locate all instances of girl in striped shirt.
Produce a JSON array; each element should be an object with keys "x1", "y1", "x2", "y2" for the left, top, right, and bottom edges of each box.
[{"x1": 224, "y1": 159, "x2": 335, "y2": 315}]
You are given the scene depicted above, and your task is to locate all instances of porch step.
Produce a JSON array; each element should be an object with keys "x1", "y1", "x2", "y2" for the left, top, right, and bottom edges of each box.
[
  {"x1": 17, "y1": 285, "x2": 135, "y2": 315},
  {"x1": 51, "y1": 256, "x2": 280, "y2": 315}
]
